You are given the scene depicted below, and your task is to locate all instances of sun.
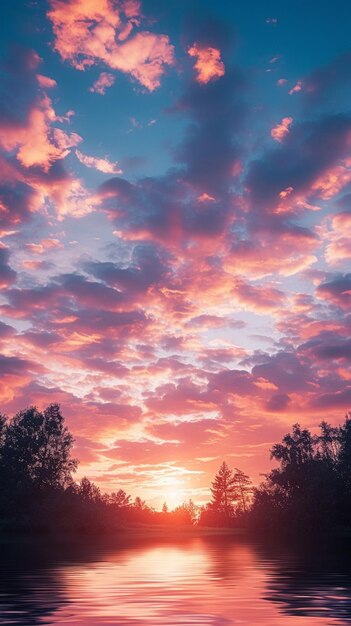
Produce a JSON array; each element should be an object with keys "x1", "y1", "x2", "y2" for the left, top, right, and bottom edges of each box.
[
  {"x1": 158, "y1": 477, "x2": 186, "y2": 510},
  {"x1": 166, "y1": 488, "x2": 186, "y2": 510}
]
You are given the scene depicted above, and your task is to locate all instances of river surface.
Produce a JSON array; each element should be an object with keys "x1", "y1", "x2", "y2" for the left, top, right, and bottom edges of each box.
[{"x1": 1, "y1": 534, "x2": 351, "y2": 625}]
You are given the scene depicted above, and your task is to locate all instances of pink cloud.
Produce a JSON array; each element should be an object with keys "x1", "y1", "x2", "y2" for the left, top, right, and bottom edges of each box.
[
  {"x1": 0, "y1": 93, "x2": 82, "y2": 172},
  {"x1": 0, "y1": 355, "x2": 45, "y2": 404},
  {"x1": 269, "y1": 158, "x2": 351, "y2": 221},
  {"x1": 271, "y1": 117, "x2": 293, "y2": 142},
  {"x1": 28, "y1": 174, "x2": 98, "y2": 220},
  {"x1": 289, "y1": 80, "x2": 303, "y2": 94},
  {"x1": 22, "y1": 260, "x2": 53, "y2": 270},
  {"x1": 197, "y1": 192, "x2": 216, "y2": 203},
  {"x1": 310, "y1": 159, "x2": 351, "y2": 199},
  {"x1": 25, "y1": 238, "x2": 63, "y2": 254},
  {"x1": 232, "y1": 278, "x2": 286, "y2": 313},
  {"x1": 0, "y1": 246, "x2": 16, "y2": 288},
  {"x1": 316, "y1": 274, "x2": 351, "y2": 311},
  {"x1": 76, "y1": 149, "x2": 122, "y2": 174},
  {"x1": 226, "y1": 231, "x2": 318, "y2": 278},
  {"x1": 188, "y1": 44, "x2": 225, "y2": 84},
  {"x1": 47, "y1": 0, "x2": 174, "y2": 91},
  {"x1": 324, "y1": 212, "x2": 351, "y2": 266},
  {"x1": 37, "y1": 74, "x2": 57, "y2": 89},
  {"x1": 90, "y1": 72, "x2": 115, "y2": 94}
]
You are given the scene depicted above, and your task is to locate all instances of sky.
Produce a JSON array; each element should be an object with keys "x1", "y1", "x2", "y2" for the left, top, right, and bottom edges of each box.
[{"x1": 0, "y1": 0, "x2": 350, "y2": 508}]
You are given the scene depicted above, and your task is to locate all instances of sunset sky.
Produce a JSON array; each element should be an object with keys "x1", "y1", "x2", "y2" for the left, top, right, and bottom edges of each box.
[{"x1": 0, "y1": 0, "x2": 350, "y2": 508}]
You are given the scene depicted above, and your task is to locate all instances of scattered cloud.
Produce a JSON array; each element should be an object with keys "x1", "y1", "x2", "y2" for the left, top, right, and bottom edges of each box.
[
  {"x1": 76, "y1": 149, "x2": 123, "y2": 174},
  {"x1": 271, "y1": 116, "x2": 293, "y2": 142},
  {"x1": 188, "y1": 43, "x2": 225, "y2": 84},
  {"x1": 90, "y1": 72, "x2": 115, "y2": 95},
  {"x1": 289, "y1": 80, "x2": 303, "y2": 95}
]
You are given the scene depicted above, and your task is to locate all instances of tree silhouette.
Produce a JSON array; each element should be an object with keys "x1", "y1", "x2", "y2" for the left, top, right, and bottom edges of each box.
[
  {"x1": 317, "y1": 421, "x2": 340, "y2": 463},
  {"x1": 184, "y1": 498, "x2": 197, "y2": 523},
  {"x1": 250, "y1": 413, "x2": 351, "y2": 534},
  {"x1": 0, "y1": 404, "x2": 78, "y2": 492},
  {"x1": 134, "y1": 496, "x2": 148, "y2": 510},
  {"x1": 77, "y1": 477, "x2": 101, "y2": 503},
  {"x1": 271, "y1": 423, "x2": 315, "y2": 468},
  {"x1": 232, "y1": 468, "x2": 253, "y2": 512},
  {"x1": 338, "y1": 413, "x2": 351, "y2": 489},
  {"x1": 106, "y1": 489, "x2": 131, "y2": 508},
  {"x1": 210, "y1": 461, "x2": 237, "y2": 515}
]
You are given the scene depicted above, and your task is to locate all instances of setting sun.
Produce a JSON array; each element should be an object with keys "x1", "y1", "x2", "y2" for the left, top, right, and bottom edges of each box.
[{"x1": 164, "y1": 488, "x2": 187, "y2": 511}]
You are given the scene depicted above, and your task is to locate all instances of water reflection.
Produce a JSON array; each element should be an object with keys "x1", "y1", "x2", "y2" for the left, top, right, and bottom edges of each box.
[
  {"x1": 1, "y1": 536, "x2": 351, "y2": 625},
  {"x1": 263, "y1": 540, "x2": 351, "y2": 623}
]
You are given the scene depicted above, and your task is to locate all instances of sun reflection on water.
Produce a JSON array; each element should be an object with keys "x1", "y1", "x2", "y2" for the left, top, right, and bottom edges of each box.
[
  {"x1": 51, "y1": 540, "x2": 342, "y2": 626},
  {"x1": 1, "y1": 538, "x2": 350, "y2": 626}
]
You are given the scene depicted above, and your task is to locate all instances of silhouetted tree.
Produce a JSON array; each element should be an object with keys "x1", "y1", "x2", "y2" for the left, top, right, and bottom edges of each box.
[
  {"x1": 0, "y1": 413, "x2": 6, "y2": 448},
  {"x1": 317, "y1": 421, "x2": 340, "y2": 464},
  {"x1": 338, "y1": 413, "x2": 351, "y2": 489},
  {"x1": 169, "y1": 503, "x2": 193, "y2": 525},
  {"x1": 233, "y1": 469, "x2": 253, "y2": 512},
  {"x1": 271, "y1": 423, "x2": 314, "y2": 467},
  {"x1": 210, "y1": 461, "x2": 237, "y2": 515},
  {"x1": 77, "y1": 477, "x2": 101, "y2": 503},
  {"x1": 108, "y1": 489, "x2": 131, "y2": 508},
  {"x1": 250, "y1": 414, "x2": 351, "y2": 534},
  {"x1": 133, "y1": 496, "x2": 148, "y2": 510},
  {"x1": 0, "y1": 404, "x2": 77, "y2": 493},
  {"x1": 184, "y1": 498, "x2": 197, "y2": 523}
]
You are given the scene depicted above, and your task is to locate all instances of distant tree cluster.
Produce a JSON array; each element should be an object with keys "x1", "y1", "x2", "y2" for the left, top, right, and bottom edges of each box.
[{"x1": 198, "y1": 461, "x2": 253, "y2": 527}]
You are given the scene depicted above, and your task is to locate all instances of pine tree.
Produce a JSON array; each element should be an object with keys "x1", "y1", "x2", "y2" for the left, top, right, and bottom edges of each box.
[
  {"x1": 233, "y1": 468, "x2": 253, "y2": 512},
  {"x1": 210, "y1": 461, "x2": 238, "y2": 515}
]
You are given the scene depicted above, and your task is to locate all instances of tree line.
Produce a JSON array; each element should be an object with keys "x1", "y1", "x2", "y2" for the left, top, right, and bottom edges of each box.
[{"x1": 1, "y1": 403, "x2": 351, "y2": 535}]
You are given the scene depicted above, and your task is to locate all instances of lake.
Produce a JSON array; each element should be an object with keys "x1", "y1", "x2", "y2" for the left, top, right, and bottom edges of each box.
[{"x1": 1, "y1": 534, "x2": 351, "y2": 625}]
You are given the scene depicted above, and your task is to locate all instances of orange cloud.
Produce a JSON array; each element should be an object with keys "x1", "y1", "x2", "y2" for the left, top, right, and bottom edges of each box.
[
  {"x1": 0, "y1": 93, "x2": 82, "y2": 172},
  {"x1": 76, "y1": 149, "x2": 122, "y2": 174},
  {"x1": 311, "y1": 159, "x2": 351, "y2": 199},
  {"x1": 271, "y1": 117, "x2": 293, "y2": 142},
  {"x1": 188, "y1": 44, "x2": 225, "y2": 84},
  {"x1": 47, "y1": 0, "x2": 174, "y2": 90}
]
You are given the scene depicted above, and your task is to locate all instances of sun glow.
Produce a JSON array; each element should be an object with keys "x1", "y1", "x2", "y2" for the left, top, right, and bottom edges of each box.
[
  {"x1": 159, "y1": 479, "x2": 186, "y2": 510},
  {"x1": 165, "y1": 490, "x2": 186, "y2": 510}
]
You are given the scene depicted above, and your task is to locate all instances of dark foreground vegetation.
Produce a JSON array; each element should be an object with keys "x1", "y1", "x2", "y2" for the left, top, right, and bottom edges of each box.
[{"x1": 0, "y1": 404, "x2": 351, "y2": 536}]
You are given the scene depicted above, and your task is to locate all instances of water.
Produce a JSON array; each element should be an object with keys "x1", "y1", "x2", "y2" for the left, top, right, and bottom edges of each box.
[{"x1": 1, "y1": 535, "x2": 351, "y2": 625}]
